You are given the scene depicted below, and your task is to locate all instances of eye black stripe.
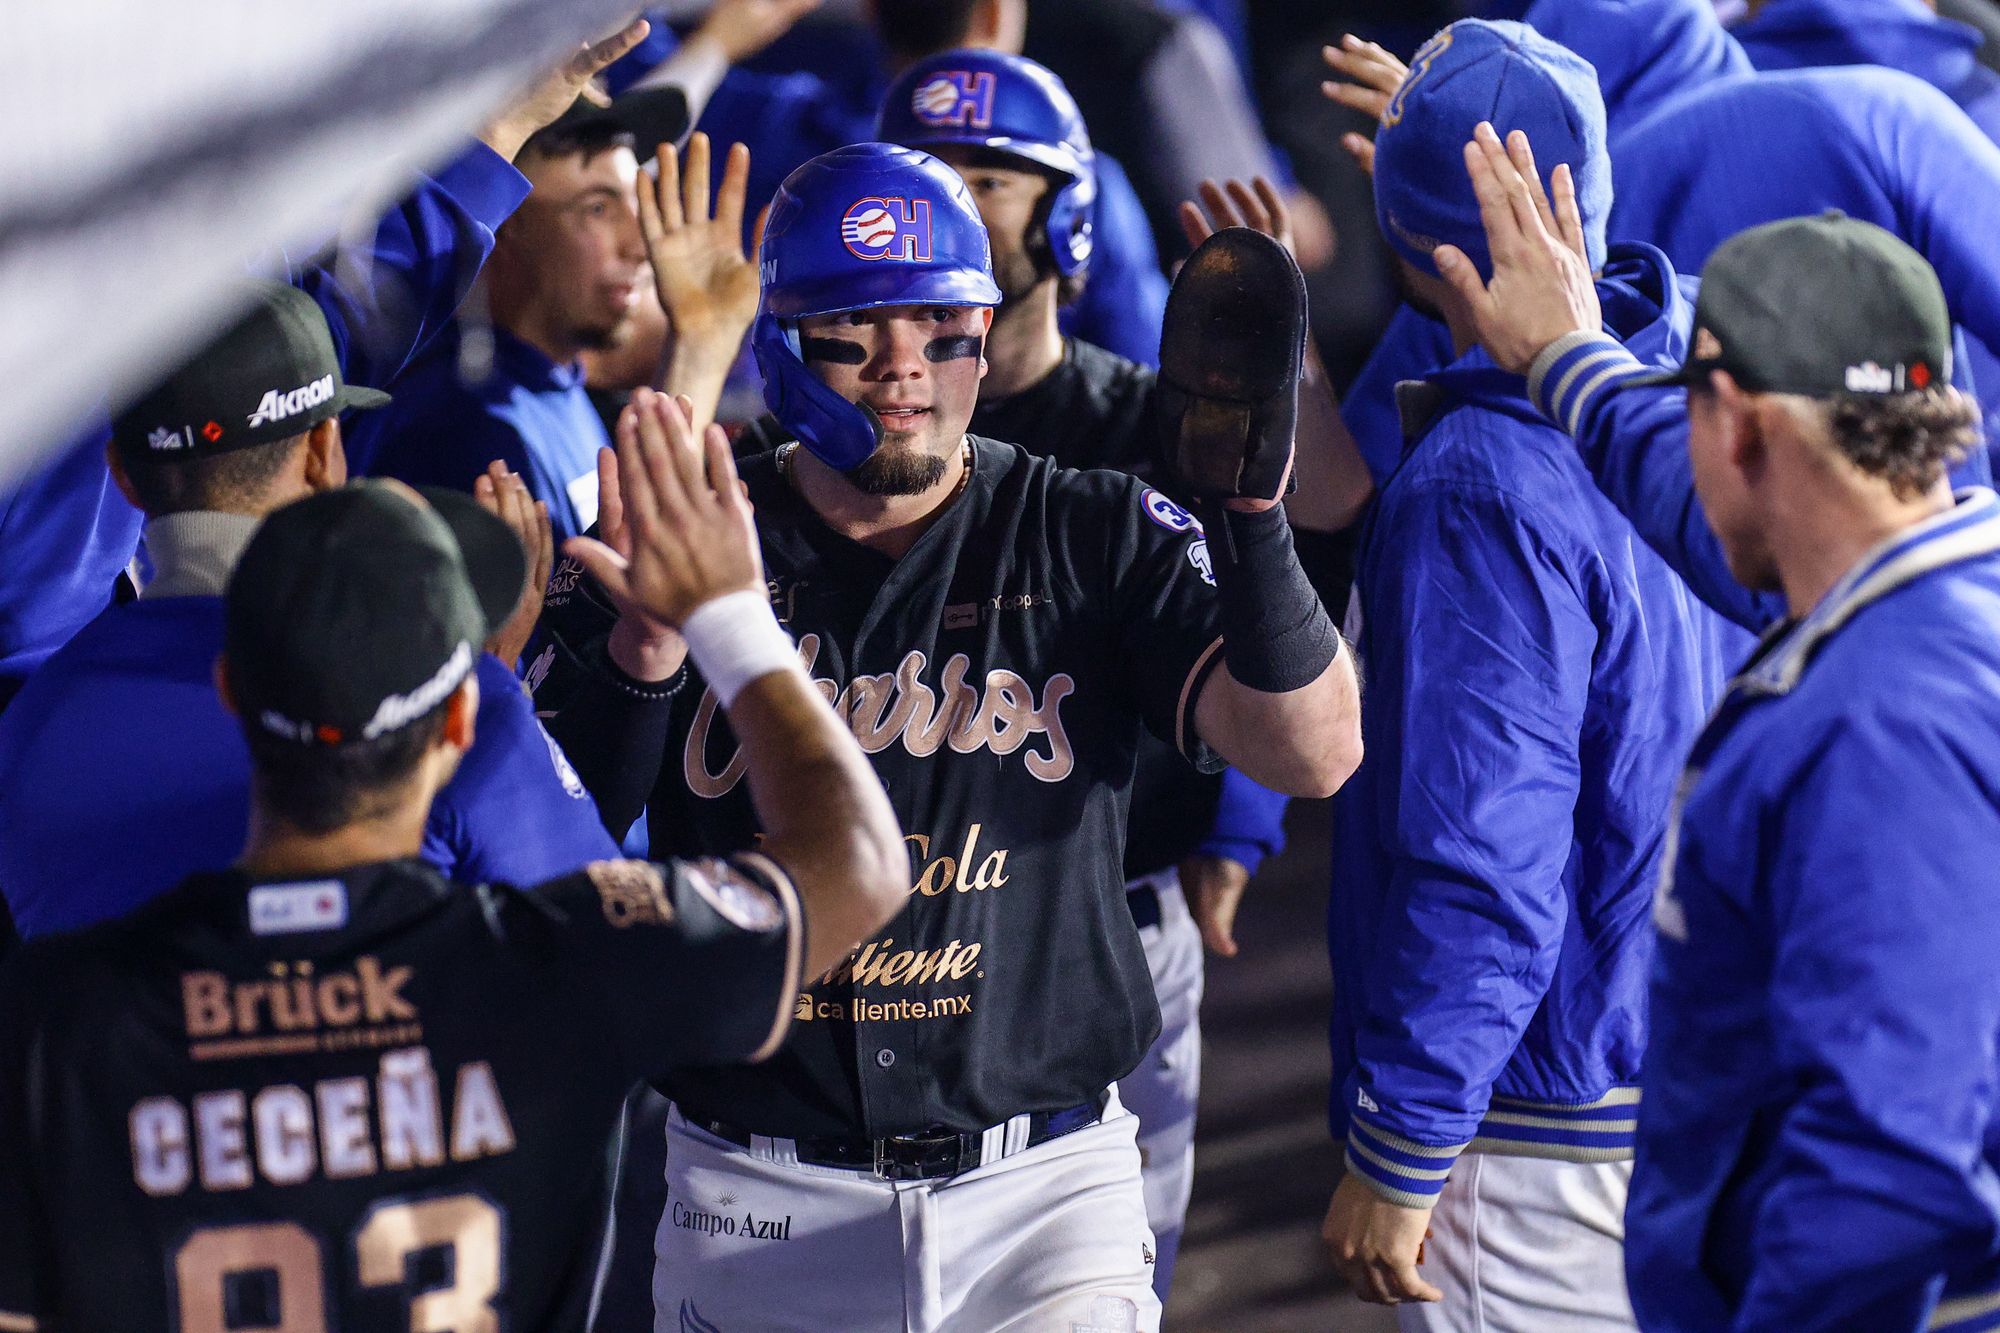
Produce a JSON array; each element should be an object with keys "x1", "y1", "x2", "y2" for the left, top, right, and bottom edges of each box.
[
  {"x1": 800, "y1": 337, "x2": 867, "y2": 365},
  {"x1": 924, "y1": 336, "x2": 983, "y2": 363}
]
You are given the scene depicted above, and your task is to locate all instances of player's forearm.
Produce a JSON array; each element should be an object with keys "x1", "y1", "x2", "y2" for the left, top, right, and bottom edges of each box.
[
  {"x1": 1285, "y1": 341, "x2": 1374, "y2": 534},
  {"x1": 726, "y1": 669, "x2": 908, "y2": 979},
  {"x1": 1199, "y1": 651, "x2": 1361, "y2": 798},
  {"x1": 662, "y1": 327, "x2": 751, "y2": 437},
  {"x1": 1196, "y1": 500, "x2": 1362, "y2": 796}
]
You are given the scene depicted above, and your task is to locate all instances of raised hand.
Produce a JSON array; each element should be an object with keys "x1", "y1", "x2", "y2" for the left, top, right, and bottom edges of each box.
[
  {"x1": 1432, "y1": 123, "x2": 1601, "y2": 374},
  {"x1": 1320, "y1": 35, "x2": 1411, "y2": 178},
  {"x1": 473, "y1": 459, "x2": 553, "y2": 667},
  {"x1": 1179, "y1": 175, "x2": 1301, "y2": 257},
  {"x1": 565, "y1": 388, "x2": 764, "y2": 631},
  {"x1": 480, "y1": 19, "x2": 653, "y2": 162},
  {"x1": 696, "y1": 0, "x2": 825, "y2": 63},
  {"x1": 641, "y1": 133, "x2": 764, "y2": 342}
]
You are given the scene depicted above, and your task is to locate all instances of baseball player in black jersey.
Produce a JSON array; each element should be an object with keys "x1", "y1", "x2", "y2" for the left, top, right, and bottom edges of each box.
[
  {"x1": 540, "y1": 141, "x2": 1360, "y2": 1331},
  {"x1": 0, "y1": 408, "x2": 906, "y2": 1330},
  {"x1": 865, "y1": 50, "x2": 1381, "y2": 1303}
]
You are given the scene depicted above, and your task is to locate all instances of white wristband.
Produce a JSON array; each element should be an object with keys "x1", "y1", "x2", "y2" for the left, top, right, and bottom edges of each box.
[{"x1": 680, "y1": 589, "x2": 801, "y2": 707}]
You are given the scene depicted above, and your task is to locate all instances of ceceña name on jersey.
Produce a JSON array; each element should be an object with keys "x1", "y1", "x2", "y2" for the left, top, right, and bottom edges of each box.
[{"x1": 129, "y1": 1045, "x2": 515, "y2": 1197}]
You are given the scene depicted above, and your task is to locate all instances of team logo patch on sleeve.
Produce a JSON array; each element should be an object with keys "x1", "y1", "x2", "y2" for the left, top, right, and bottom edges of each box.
[
  {"x1": 842, "y1": 197, "x2": 933, "y2": 262},
  {"x1": 588, "y1": 860, "x2": 675, "y2": 929},
  {"x1": 1140, "y1": 488, "x2": 1203, "y2": 534},
  {"x1": 685, "y1": 858, "x2": 785, "y2": 932},
  {"x1": 1187, "y1": 539, "x2": 1215, "y2": 586}
]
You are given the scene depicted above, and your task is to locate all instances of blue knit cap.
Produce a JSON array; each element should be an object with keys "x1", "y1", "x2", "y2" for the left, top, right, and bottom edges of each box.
[{"x1": 1374, "y1": 19, "x2": 1611, "y2": 280}]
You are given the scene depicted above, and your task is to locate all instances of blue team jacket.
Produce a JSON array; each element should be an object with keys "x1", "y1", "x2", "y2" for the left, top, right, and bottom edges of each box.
[
  {"x1": 357, "y1": 326, "x2": 610, "y2": 541},
  {"x1": 1342, "y1": 0, "x2": 1752, "y2": 489},
  {"x1": 1328, "y1": 244, "x2": 1744, "y2": 1207},
  {"x1": 1534, "y1": 334, "x2": 2000, "y2": 1330},
  {"x1": 0, "y1": 145, "x2": 529, "y2": 700},
  {"x1": 1611, "y1": 66, "x2": 2000, "y2": 470},
  {"x1": 0, "y1": 606, "x2": 616, "y2": 939}
]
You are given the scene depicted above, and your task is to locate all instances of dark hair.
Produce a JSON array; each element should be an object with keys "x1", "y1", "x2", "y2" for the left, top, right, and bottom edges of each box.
[
  {"x1": 1824, "y1": 388, "x2": 1979, "y2": 500},
  {"x1": 242, "y1": 707, "x2": 450, "y2": 835},
  {"x1": 874, "y1": 0, "x2": 984, "y2": 57},
  {"x1": 116, "y1": 435, "x2": 301, "y2": 516},
  {"x1": 517, "y1": 118, "x2": 635, "y2": 170}
]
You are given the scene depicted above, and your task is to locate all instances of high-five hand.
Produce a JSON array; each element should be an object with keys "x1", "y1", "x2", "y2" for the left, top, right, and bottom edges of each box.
[
  {"x1": 1432, "y1": 123, "x2": 1602, "y2": 374},
  {"x1": 565, "y1": 388, "x2": 765, "y2": 631},
  {"x1": 1320, "y1": 35, "x2": 1411, "y2": 178},
  {"x1": 480, "y1": 19, "x2": 653, "y2": 162}
]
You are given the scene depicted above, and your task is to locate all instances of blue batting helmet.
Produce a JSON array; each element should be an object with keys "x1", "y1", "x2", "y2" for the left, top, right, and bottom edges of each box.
[
  {"x1": 876, "y1": 50, "x2": 1098, "y2": 278},
  {"x1": 753, "y1": 143, "x2": 1001, "y2": 471}
]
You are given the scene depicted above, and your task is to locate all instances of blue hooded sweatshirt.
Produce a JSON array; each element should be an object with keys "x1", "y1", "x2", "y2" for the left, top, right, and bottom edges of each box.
[
  {"x1": 1733, "y1": 0, "x2": 2000, "y2": 141},
  {"x1": 1342, "y1": 0, "x2": 1754, "y2": 487},
  {"x1": 1610, "y1": 65, "x2": 2000, "y2": 474},
  {"x1": 1328, "y1": 243, "x2": 1746, "y2": 1205},
  {"x1": 0, "y1": 144, "x2": 530, "y2": 704},
  {"x1": 0, "y1": 603, "x2": 616, "y2": 940},
  {"x1": 1525, "y1": 333, "x2": 2000, "y2": 1333}
]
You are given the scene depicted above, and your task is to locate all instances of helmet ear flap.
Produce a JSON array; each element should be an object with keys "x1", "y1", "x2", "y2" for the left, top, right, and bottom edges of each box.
[
  {"x1": 752, "y1": 316, "x2": 884, "y2": 471},
  {"x1": 1042, "y1": 174, "x2": 1094, "y2": 278}
]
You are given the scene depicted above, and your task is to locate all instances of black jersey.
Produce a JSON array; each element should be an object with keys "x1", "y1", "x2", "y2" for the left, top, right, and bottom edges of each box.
[
  {"x1": 970, "y1": 338, "x2": 1162, "y2": 482},
  {"x1": 0, "y1": 854, "x2": 801, "y2": 1331},
  {"x1": 543, "y1": 438, "x2": 1227, "y2": 1141}
]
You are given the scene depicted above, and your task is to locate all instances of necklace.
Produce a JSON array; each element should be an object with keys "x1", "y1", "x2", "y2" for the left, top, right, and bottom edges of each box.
[{"x1": 777, "y1": 437, "x2": 976, "y2": 507}]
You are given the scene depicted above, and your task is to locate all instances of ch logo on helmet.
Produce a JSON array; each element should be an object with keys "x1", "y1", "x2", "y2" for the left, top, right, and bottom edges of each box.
[
  {"x1": 912, "y1": 71, "x2": 996, "y2": 129},
  {"x1": 841, "y1": 197, "x2": 934, "y2": 262},
  {"x1": 1382, "y1": 29, "x2": 1453, "y2": 128}
]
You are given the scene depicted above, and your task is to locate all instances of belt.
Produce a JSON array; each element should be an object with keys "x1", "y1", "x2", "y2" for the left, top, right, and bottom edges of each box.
[
  {"x1": 698, "y1": 1092, "x2": 1109, "y2": 1182},
  {"x1": 1126, "y1": 881, "x2": 1162, "y2": 930}
]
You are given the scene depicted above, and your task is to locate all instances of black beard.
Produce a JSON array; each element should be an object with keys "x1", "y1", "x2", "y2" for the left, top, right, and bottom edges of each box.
[{"x1": 847, "y1": 446, "x2": 950, "y2": 496}]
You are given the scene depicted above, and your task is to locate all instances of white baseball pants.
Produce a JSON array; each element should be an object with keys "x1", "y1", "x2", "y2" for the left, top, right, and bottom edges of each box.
[
  {"x1": 1115, "y1": 868, "x2": 1204, "y2": 1305},
  {"x1": 1397, "y1": 1154, "x2": 1638, "y2": 1333},
  {"x1": 652, "y1": 1090, "x2": 1162, "y2": 1332}
]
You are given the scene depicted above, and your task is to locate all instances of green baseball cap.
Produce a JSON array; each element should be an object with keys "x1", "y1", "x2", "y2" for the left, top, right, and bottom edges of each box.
[{"x1": 1633, "y1": 212, "x2": 1953, "y2": 397}]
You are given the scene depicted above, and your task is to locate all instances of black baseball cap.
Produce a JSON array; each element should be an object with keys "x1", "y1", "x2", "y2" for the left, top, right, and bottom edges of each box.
[
  {"x1": 111, "y1": 282, "x2": 390, "y2": 459},
  {"x1": 224, "y1": 481, "x2": 525, "y2": 747},
  {"x1": 1632, "y1": 212, "x2": 1953, "y2": 396},
  {"x1": 543, "y1": 84, "x2": 691, "y2": 152}
]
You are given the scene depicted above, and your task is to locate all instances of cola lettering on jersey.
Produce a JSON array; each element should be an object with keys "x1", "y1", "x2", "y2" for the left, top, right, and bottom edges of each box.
[
  {"x1": 905, "y1": 824, "x2": 1010, "y2": 897},
  {"x1": 684, "y1": 634, "x2": 1076, "y2": 798},
  {"x1": 180, "y1": 957, "x2": 420, "y2": 1061},
  {"x1": 128, "y1": 1046, "x2": 515, "y2": 1196}
]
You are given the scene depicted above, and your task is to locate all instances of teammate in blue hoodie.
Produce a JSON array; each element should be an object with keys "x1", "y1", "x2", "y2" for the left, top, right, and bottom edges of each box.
[
  {"x1": 0, "y1": 287, "x2": 617, "y2": 940},
  {"x1": 1327, "y1": 0, "x2": 1753, "y2": 488},
  {"x1": 1732, "y1": 0, "x2": 2000, "y2": 140},
  {"x1": 1610, "y1": 62, "x2": 2000, "y2": 473},
  {"x1": 1436, "y1": 135, "x2": 2000, "y2": 1333},
  {"x1": 1319, "y1": 23, "x2": 1740, "y2": 1328}
]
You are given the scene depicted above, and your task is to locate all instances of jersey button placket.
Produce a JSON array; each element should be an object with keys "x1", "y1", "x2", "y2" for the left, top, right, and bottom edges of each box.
[{"x1": 875, "y1": 1048, "x2": 896, "y2": 1069}]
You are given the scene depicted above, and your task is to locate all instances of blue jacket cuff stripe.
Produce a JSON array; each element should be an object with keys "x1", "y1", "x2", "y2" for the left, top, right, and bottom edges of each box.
[
  {"x1": 1344, "y1": 1141, "x2": 1453, "y2": 1208},
  {"x1": 1350, "y1": 1118, "x2": 1469, "y2": 1168},
  {"x1": 1930, "y1": 1282, "x2": 2000, "y2": 1332}
]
